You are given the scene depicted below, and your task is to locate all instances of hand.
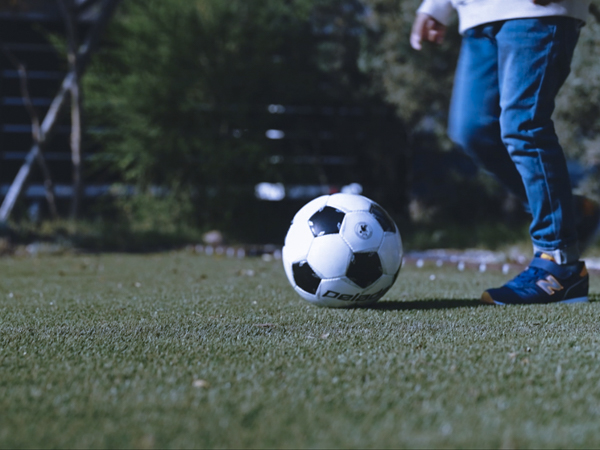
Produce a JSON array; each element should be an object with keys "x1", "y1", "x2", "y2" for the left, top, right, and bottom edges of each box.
[
  {"x1": 532, "y1": 0, "x2": 564, "y2": 4},
  {"x1": 410, "y1": 13, "x2": 447, "y2": 50}
]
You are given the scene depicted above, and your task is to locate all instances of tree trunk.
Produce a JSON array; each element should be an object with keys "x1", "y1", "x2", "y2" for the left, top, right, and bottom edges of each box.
[{"x1": 59, "y1": 0, "x2": 83, "y2": 220}]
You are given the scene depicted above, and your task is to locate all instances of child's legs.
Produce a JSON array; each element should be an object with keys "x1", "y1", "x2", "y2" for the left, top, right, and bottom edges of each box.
[
  {"x1": 448, "y1": 26, "x2": 528, "y2": 203},
  {"x1": 497, "y1": 17, "x2": 581, "y2": 263}
]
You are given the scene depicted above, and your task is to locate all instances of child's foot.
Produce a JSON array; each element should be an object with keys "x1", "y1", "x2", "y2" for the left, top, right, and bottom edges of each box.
[
  {"x1": 481, "y1": 253, "x2": 588, "y2": 305},
  {"x1": 575, "y1": 195, "x2": 600, "y2": 255}
]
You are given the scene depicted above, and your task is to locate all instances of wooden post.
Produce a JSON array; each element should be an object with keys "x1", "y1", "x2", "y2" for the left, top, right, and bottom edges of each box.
[
  {"x1": 0, "y1": 0, "x2": 121, "y2": 224},
  {"x1": 59, "y1": 0, "x2": 83, "y2": 220},
  {"x1": 0, "y1": 45, "x2": 59, "y2": 218}
]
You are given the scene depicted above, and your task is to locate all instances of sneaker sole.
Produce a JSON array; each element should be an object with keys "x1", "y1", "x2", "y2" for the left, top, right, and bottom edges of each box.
[
  {"x1": 481, "y1": 292, "x2": 589, "y2": 305},
  {"x1": 558, "y1": 296, "x2": 589, "y2": 304}
]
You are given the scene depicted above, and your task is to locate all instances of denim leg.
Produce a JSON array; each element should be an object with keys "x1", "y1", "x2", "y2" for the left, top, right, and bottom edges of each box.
[
  {"x1": 497, "y1": 18, "x2": 581, "y2": 263},
  {"x1": 448, "y1": 27, "x2": 528, "y2": 204}
]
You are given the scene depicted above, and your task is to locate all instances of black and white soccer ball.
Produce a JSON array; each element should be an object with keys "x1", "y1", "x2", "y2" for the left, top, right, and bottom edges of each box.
[{"x1": 282, "y1": 193, "x2": 402, "y2": 308}]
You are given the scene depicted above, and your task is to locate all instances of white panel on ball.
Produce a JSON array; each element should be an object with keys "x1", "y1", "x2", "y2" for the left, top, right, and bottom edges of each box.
[
  {"x1": 281, "y1": 249, "x2": 295, "y2": 287},
  {"x1": 282, "y1": 223, "x2": 314, "y2": 286},
  {"x1": 307, "y1": 234, "x2": 352, "y2": 279},
  {"x1": 282, "y1": 249, "x2": 300, "y2": 288},
  {"x1": 378, "y1": 232, "x2": 403, "y2": 275},
  {"x1": 326, "y1": 193, "x2": 372, "y2": 212},
  {"x1": 283, "y1": 221, "x2": 315, "y2": 263},
  {"x1": 340, "y1": 211, "x2": 384, "y2": 253},
  {"x1": 316, "y1": 277, "x2": 365, "y2": 308}
]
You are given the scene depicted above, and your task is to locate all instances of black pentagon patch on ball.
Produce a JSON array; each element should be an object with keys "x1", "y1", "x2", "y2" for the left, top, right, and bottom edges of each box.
[
  {"x1": 293, "y1": 261, "x2": 321, "y2": 294},
  {"x1": 347, "y1": 252, "x2": 383, "y2": 289},
  {"x1": 370, "y1": 204, "x2": 396, "y2": 233},
  {"x1": 309, "y1": 207, "x2": 345, "y2": 237}
]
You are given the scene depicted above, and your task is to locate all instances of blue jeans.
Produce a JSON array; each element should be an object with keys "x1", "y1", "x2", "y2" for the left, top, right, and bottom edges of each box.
[{"x1": 448, "y1": 17, "x2": 582, "y2": 264}]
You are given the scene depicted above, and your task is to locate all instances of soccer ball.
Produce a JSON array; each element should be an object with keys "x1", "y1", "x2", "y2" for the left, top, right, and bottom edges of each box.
[{"x1": 282, "y1": 193, "x2": 403, "y2": 308}]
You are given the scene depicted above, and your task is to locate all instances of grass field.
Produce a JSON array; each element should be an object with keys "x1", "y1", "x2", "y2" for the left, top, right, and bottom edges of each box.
[{"x1": 2, "y1": 251, "x2": 600, "y2": 448}]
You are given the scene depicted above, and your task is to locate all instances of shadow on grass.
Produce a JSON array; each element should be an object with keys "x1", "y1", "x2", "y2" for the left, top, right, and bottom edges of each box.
[
  {"x1": 367, "y1": 299, "x2": 484, "y2": 311},
  {"x1": 371, "y1": 297, "x2": 600, "y2": 309}
]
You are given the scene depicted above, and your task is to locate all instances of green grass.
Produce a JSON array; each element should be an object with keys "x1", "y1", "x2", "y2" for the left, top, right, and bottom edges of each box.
[{"x1": 2, "y1": 252, "x2": 600, "y2": 448}]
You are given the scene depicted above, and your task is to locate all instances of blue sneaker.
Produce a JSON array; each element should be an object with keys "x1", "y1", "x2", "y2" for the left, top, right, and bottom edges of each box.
[{"x1": 481, "y1": 253, "x2": 589, "y2": 305}]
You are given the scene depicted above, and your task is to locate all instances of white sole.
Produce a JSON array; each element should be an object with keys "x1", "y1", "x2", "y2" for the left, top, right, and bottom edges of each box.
[
  {"x1": 559, "y1": 296, "x2": 588, "y2": 304},
  {"x1": 490, "y1": 296, "x2": 588, "y2": 306}
]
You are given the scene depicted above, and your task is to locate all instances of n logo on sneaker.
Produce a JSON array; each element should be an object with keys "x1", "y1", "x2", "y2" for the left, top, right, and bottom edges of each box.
[{"x1": 536, "y1": 275, "x2": 564, "y2": 295}]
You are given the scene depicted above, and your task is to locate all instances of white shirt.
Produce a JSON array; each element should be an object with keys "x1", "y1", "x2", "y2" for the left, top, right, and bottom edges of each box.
[{"x1": 417, "y1": 0, "x2": 590, "y2": 33}]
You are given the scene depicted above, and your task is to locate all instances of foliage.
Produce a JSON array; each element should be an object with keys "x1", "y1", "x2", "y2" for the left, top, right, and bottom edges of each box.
[
  {"x1": 84, "y1": 0, "x2": 409, "y2": 242},
  {"x1": 358, "y1": 0, "x2": 488, "y2": 225},
  {"x1": 554, "y1": 2, "x2": 600, "y2": 199},
  {"x1": 359, "y1": 0, "x2": 460, "y2": 131},
  {"x1": 85, "y1": 0, "x2": 306, "y2": 198},
  {"x1": 7, "y1": 213, "x2": 204, "y2": 252},
  {"x1": 87, "y1": 0, "x2": 286, "y2": 233},
  {"x1": 359, "y1": 0, "x2": 600, "y2": 223},
  {"x1": 82, "y1": 0, "x2": 600, "y2": 243},
  {"x1": 360, "y1": 0, "x2": 600, "y2": 156}
]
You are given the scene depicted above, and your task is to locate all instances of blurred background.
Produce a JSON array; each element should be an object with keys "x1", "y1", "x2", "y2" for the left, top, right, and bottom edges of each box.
[{"x1": 1, "y1": 0, "x2": 600, "y2": 252}]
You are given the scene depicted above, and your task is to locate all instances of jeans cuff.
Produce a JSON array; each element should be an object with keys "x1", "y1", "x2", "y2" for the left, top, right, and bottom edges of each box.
[{"x1": 532, "y1": 244, "x2": 580, "y2": 265}]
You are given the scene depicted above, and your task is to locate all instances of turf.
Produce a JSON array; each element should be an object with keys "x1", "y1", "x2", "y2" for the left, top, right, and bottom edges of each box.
[{"x1": 1, "y1": 252, "x2": 600, "y2": 449}]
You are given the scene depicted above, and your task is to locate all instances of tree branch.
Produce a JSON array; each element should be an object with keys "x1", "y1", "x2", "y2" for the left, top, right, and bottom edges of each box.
[{"x1": 0, "y1": 44, "x2": 58, "y2": 218}]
